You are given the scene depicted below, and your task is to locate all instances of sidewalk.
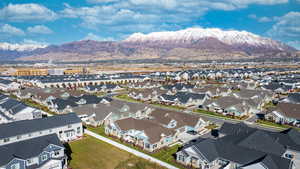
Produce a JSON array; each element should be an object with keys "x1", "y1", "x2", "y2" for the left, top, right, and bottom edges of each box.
[{"x1": 85, "y1": 129, "x2": 179, "y2": 169}]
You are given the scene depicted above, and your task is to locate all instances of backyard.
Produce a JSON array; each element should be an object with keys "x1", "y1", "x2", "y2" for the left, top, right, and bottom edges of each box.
[
  {"x1": 67, "y1": 135, "x2": 166, "y2": 169},
  {"x1": 86, "y1": 126, "x2": 184, "y2": 169}
]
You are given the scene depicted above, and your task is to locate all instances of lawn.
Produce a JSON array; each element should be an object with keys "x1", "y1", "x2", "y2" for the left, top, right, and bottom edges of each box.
[
  {"x1": 114, "y1": 94, "x2": 141, "y2": 103},
  {"x1": 68, "y1": 135, "x2": 166, "y2": 169},
  {"x1": 86, "y1": 126, "x2": 185, "y2": 169},
  {"x1": 205, "y1": 123, "x2": 219, "y2": 130},
  {"x1": 195, "y1": 109, "x2": 248, "y2": 121},
  {"x1": 115, "y1": 94, "x2": 186, "y2": 111},
  {"x1": 262, "y1": 101, "x2": 276, "y2": 110},
  {"x1": 256, "y1": 120, "x2": 300, "y2": 131},
  {"x1": 21, "y1": 98, "x2": 56, "y2": 115},
  {"x1": 150, "y1": 103, "x2": 186, "y2": 111}
]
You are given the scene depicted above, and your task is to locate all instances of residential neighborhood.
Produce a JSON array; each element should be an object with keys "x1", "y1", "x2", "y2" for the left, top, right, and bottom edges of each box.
[{"x1": 0, "y1": 66, "x2": 300, "y2": 169}]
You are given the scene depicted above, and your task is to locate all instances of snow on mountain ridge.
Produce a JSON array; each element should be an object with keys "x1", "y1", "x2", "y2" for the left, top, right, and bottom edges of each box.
[
  {"x1": 124, "y1": 27, "x2": 285, "y2": 50},
  {"x1": 0, "y1": 42, "x2": 47, "y2": 52}
]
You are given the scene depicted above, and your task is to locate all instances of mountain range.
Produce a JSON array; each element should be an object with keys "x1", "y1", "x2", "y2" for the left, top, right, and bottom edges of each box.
[{"x1": 0, "y1": 28, "x2": 298, "y2": 62}]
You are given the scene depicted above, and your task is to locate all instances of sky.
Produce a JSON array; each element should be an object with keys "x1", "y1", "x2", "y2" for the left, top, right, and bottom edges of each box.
[{"x1": 0, "y1": 0, "x2": 300, "y2": 49}]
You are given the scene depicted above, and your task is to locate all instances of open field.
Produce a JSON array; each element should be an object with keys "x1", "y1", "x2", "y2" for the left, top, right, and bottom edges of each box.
[{"x1": 68, "y1": 135, "x2": 166, "y2": 169}]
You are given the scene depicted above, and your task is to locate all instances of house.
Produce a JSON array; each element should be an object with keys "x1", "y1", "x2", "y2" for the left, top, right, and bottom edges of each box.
[
  {"x1": 161, "y1": 83, "x2": 196, "y2": 92},
  {"x1": 84, "y1": 84, "x2": 122, "y2": 93},
  {"x1": 233, "y1": 89, "x2": 273, "y2": 103},
  {"x1": 281, "y1": 93, "x2": 300, "y2": 104},
  {"x1": 105, "y1": 108, "x2": 208, "y2": 152},
  {"x1": 0, "y1": 78, "x2": 20, "y2": 92},
  {"x1": 128, "y1": 88, "x2": 167, "y2": 102},
  {"x1": 0, "y1": 94, "x2": 43, "y2": 124},
  {"x1": 176, "y1": 122, "x2": 299, "y2": 169},
  {"x1": 47, "y1": 95, "x2": 109, "y2": 113},
  {"x1": 127, "y1": 81, "x2": 161, "y2": 89},
  {"x1": 15, "y1": 87, "x2": 85, "y2": 106},
  {"x1": 159, "y1": 92, "x2": 208, "y2": 107},
  {"x1": 265, "y1": 102, "x2": 300, "y2": 126},
  {"x1": 16, "y1": 73, "x2": 143, "y2": 88},
  {"x1": 0, "y1": 113, "x2": 83, "y2": 146},
  {"x1": 261, "y1": 82, "x2": 293, "y2": 94},
  {"x1": 0, "y1": 134, "x2": 67, "y2": 169},
  {"x1": 192, "y1": 86, "x2": 231, "y2": 97},
  {"x1": 70, "y1": 100, "x2": 153, "y2": 126},
  {"x1": 202, "y1": 96, "x2": 256, "y2": 117}
]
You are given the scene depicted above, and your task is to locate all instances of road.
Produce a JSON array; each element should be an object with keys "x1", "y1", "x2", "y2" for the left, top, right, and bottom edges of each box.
[{"x1": 85, "y1": 129, "x2": 179, "y2": 169}]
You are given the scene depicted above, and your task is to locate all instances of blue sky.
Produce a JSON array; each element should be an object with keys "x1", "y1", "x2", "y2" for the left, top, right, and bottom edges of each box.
[{"x1": 0, "y1": 0, "x2": 300, "y2": 49}]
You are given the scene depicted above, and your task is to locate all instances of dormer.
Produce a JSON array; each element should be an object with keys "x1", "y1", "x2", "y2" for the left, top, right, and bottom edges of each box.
[
  {"x1": 77, "y1": 98, "x2": 86, "y2": 105},
  {"x1": 167, "y1": 119, "x2": 177, "y2": 128},
  {"x1": 120, "y1": 104, "x2": 130, "y2": 112}
]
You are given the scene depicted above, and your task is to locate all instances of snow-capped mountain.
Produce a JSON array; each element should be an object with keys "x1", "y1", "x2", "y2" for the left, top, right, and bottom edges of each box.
[
  {"x1": 124, "y1": 28, "x2": 293, "y2": 52},
  {"x1": 0, "y1": 42, "x2": 47, "y2": 51},
  {"x1": 0, "y1": 28, "x2": 297, "y2": 62}
]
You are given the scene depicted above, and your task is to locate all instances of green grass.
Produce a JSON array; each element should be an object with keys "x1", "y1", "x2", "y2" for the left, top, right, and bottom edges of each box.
[
  {"x1": 86, "y1": 126, "x2": 185, "y2": 169},
  {"x1": 195, "y1": 109, "x2": 233, "y2": 120},
  {"x1": 68, "y1": 135, "x2": 166, "y2": 169},
  {"x1": 195, "y1": 109, "x2": 248, "y2": 120},
  {"x1": 256, "y1": 120, "x2": 300, "y2": 131},
  {"x1": 114, "y1": 94, "x2": 141, "y2": 103},
  {"x1": 21, "y1": 98, "x2": 56, "y2": 115},
  {"x1": 262, "y1": 101, "x2": 276, "y2": 110},
  {"x1": 115, "y1": 94, "x2": 186, "y2": 111},
  {"x1": 205, "y1": 123, "x2": 219, "y2": 130},
  {"x1": 151, "y1": 145, "x2": 181, "y2": 167},
  {"x1": 150, "y1": 103, "x2": 186, "y2": 110}
]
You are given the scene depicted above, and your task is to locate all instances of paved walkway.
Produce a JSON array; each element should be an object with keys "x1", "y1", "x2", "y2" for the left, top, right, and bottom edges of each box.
[{"x1": 85, "y1": 130, "x2": 179, "y2": 169}]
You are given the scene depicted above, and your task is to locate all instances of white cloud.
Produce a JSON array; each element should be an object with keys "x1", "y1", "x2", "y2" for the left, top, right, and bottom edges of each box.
[
  {"x1": 0, "y1": 3, "x2": 57, "y2": 22},
  {"x1": 248, "y1": 14, "x2": 274, "y2": 22},
  {"x1": 267, "y1": 12, "x2": 300, "y2": 38},
  {"x1": 286, "y1": 41, "x2": 300, "y2": 49},
  {"x1": 83, "y1": 33, "x2": 115, "y2": 41},
  {"x1": 267, "y1": 12, "x2": 300, "y2": 49},
  {"x1": 0, "y1": 24, "x2": 24, "y2": 36},
  {"x1": 22, "y1": 39, "x2": 49, "y2": 45},
  {"x1": 87, "y1": 0, "x2": 119, "y2": 3},
  {"x1": 27, "y1": 25, "x2": 53, "y2": 34},
  {"x1": 258, "y1": 16, "x2": 272, "y2": 22},
  {"x1": 61, "y1": 0, "x2": 289, "y2": 33}
]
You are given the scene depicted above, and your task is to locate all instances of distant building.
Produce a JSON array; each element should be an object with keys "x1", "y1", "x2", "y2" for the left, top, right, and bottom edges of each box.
[
  {"x1": 0, "y1": 79, "x2": 20, "y2": 91},
  {"x1": 64, "y1": 68, "x2": 84, "y2": 75},
  {"x1": 12, "y1": 68, "x2": 48, "y2": 76},
  {"x1": 48, "y1": 69, "x2": 65, "y2": 75}
]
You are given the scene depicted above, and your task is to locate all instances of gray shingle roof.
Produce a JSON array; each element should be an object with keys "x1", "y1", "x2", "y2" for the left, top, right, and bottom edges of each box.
[
  {"x1": 0, "y1": 113, "x2": 81, "y2": 139},
  {"x1": 0, "y1": 134, "x2": 63, "y2": 166}
]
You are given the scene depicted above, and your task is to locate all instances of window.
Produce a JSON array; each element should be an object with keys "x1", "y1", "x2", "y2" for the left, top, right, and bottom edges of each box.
[
  {"x1": 39, "y1": 131, "x2": 43, "y2": 135},
  {"x1": 41, "y1": 154, "x2": 48, "y2": 161},
  {"x1": 178, "y1": 155, "x2": 185, "y2": 161},
  {"x1": 28, "y1": 133, "x2": 32, "y2": 137},
  {"x1": 285, "y1": 153, "x2": 294, "y2": 159},
  {"x1": 11, "y1": 163, "x2": 20, "y2": 169},
  {"x1": 77, "y1": 127, "x2": 81, "y2": 134},
  {"x1": 68, "y1": 124, "x2": 72, "y2": 128},
  {"x1": 4, "y1": 138, "x2": 9, "y2": 142},
  {"x1": 54, "y1": 151, "x2": 60, "y2": 156},
  {"x1": 153, "y1": 144, "x2": 157, "y2": 149},
  {"x1": 27, "y1": 159, "x2": 33, "y2": 165},
  {"x1": 49, "y1": 129, "x2": 52, "y2": 133},
  {"x1": 17, "y1": 135, "x2": 22, "y2": 140}
]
